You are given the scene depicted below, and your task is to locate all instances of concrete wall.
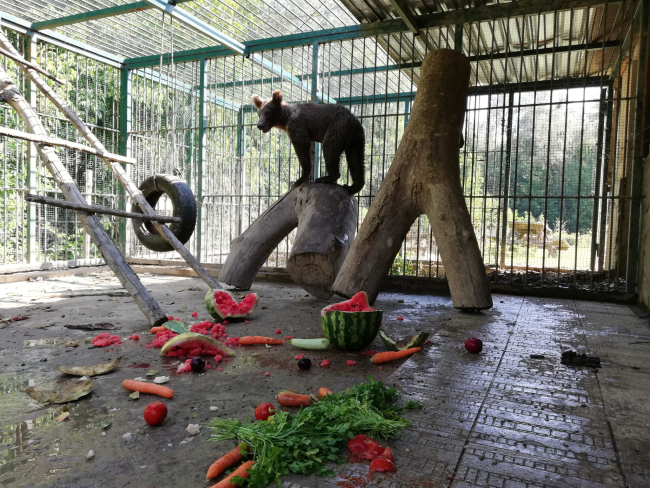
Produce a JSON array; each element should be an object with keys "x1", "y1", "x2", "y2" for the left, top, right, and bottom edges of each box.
[{"x1": 638, "y1": 155, "x2": 650, "y2": 307}]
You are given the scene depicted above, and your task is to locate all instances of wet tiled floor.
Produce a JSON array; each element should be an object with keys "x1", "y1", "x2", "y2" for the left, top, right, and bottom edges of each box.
[{"x1": 1, "y1": 273, "x2": 649, "y2": 487}]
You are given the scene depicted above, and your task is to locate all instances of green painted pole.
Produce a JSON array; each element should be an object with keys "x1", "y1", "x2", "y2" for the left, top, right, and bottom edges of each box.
[
  {"x1": 312, "y1": 42, "x2": 321, "y2": 179},
  {"x1": 118, "y1": 68, "x2": 132, "y2": 255},
  {"x1": 196, "y1": 58, "x2": 206, "y2": 261}
]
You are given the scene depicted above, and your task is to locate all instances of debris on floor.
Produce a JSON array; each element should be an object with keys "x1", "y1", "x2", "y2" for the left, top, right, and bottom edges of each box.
[{"x1": 561, "y1": 350, "x2": 602, "y2": 368}]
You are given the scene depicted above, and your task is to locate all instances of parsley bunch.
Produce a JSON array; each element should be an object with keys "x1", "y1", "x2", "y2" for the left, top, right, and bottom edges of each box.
[{"x1": 209, "y1": 377, "x2": 410, "y2": 487}]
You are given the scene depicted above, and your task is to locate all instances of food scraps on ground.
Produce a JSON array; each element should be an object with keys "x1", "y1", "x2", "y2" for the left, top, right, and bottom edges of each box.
[
  {"x1": 207, "y1": 443, "x2": 250, "y2": 479},
  {"x1": 379, "y1": 330, "x2": 430, "y2": 351},
  {"x1": 91, "y1": 332, "x2": 122, "y2": 347},
  {"x1": 288, "y1": 338, "x2": 330, "y2": 350},
  {"x1": 153, "y1": 376, "x2": 170, "y2": 384},
  {"x1": 26, "y1": 378, "x2": 93, "y2": 404},
  {"x1": 320, "y1": 359, "x2": 330, "y2": 367},
  {"x1": 347, "y1": 360, "x2": 357, "y2": 366},
  {"x1": 396, "y1": 316, "x2": 404, "y2": 321},
  {"x1": 561, "y1": 350, "x2": 601, "y2": 368},
  {"x1": 297, "y1": 357, "x2": 312, "y2": 370},
  {"x1": 209, "y1": 460, "x2": 255, "y2": 488},
  {"x1": 64, "y1": 323, "x2": 114, "y2": 331},
  {"x1": 160, "y1": 332, "x2": 235, "y2": 358},
  {"x1": 239, "y1": 336, "x2": 284, "y2": 345},
  {"x1": 275, "y1": 328, "x2": 281, "y2": 334},
  {"x1": 56, "y1": 356, "x2": 122, "y2": 376},
  {"x1": 464, "y1": 337, "x2": 483, "y2": 354},
  {"x1": 276, "y1": 391, "x2": 312, "y2": 407},
  {"x1": 294, "y1": 354, "x2": 304, "y2": 360},
  {"x1": 122, "y1": 379, "x2": 174, "y2": 399},
  {"x1": 85, "y1": 450, "x2": 95, "y2": 460},
  {"x1": 56, "y1": 412, "x2": 70, "y2": 422},
  {"x1": 254, "y1": 402, "x2": 275, "y2": 421},
  {"x1": 209, "y1": 378, "x2": 410, "y2": 488},
  {"x1": 163, "y1": 320, "x2": 189, "y2": 334},
  {"x1": 318, "y1": 387, "x2": 333, "y2": 397},
  {"x1": 205, "y1": 289, "x2": 258, "y2": 320},
  {"x1": 128, "y1": 334, "x2": 140, "y2": 340},
  {"x1": 370, "y1": 348, "x2": 421, "y2": 364},
  {"x1": 190, "y1": 357, "x2": 206, "y2": 373},
  {"x1": 321, "y1": 291, "x2": 382, "y2": 351},
  {"x1": 187, "y1": 424, "x2": 201, "y2": 436},
  {"x1": 143, "y1": 401, "x2": 167, "y2": 426}
]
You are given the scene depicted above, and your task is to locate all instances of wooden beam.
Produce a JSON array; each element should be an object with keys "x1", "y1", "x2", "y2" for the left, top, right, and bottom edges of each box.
[
  {"x1": 31, "y1": 0, "x2": 195, "y2": 31},
  {"x1": 24, "y1": 193, "x2": 182, "y2": 223},
  {"x1": 0, "y1": 126, "x2": 136, "y2": 165},
  {"x1": 143, "y1": 0, "x2": 246, "y2": 55},
  {"x1": 387, "y1": 0, "x2": 435, "y2": 51}
]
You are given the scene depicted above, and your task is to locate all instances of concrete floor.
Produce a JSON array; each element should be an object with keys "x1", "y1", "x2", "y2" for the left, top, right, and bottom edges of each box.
[{"x1": 0, "y1": 271, "x2": 649, "y2": 488}]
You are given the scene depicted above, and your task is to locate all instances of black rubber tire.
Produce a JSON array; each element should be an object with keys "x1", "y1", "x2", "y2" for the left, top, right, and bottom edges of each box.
[{"x1": 131, "y1": 174, "x2": 197, "y2": 253}]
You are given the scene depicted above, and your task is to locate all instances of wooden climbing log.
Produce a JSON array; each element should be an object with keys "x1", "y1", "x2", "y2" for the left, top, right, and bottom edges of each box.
[
  {"x1": 332, "y1": 49, "x2": 493, "y2": 310},
  {"x1": 0, "y1": 66, "x2": 168, "y2": 326},
  {"x1": 219, "y1": 182, "x2": 357, "y2": 299}
]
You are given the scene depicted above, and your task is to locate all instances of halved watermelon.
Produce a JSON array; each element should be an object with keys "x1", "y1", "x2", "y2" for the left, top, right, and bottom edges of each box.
[
  {"x1": 321, "y1": 292, "x2": 382, "y2": 350},
  {"x1": 205, "y1": 289, "x2": 258, "y2": 320},
  {"x1": 379, "y1": 330, "x2": 430, "y2": 351},
  {"x1": 160, "y1": 332, "x2": 235, "y2": 358}
]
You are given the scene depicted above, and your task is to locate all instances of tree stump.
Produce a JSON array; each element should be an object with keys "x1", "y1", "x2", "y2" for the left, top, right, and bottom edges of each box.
[
  {"x1": 332, "y1": 49, "x2": 493, "y2": 310},
  {"x1": 219, "y1": 182, "x2": 357, "y2": 299}
]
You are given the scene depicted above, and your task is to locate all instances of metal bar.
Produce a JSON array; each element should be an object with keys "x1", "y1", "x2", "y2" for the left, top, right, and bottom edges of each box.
[
  {"x1": 196, "y1": 57, "x2": 206, "y2": 262},
  {"x1": 599, "y1": 84, "x2": 614, "y2": 271},
  {"x1": 591, "y1": 87, "x2": 607, "y2": 271},
  {"x1": 118, "y1": 68, "x2": 133, "y2": 255},
  {"x1": 626, "y1": 0, "x2": 648, "y2": 294},
  {"x1": 610, "y1": 0, "x2": 643, "y2": 80},
  {"x1": 454, "y1": 23, "x2": 463, "y2": 51},
  {"x1": 25, "y1": 33, "x2": 37, "y2": 264},
  {"x1": 124, "y1": 0, "x2": 619, "y2": 68},
  {"x1": 25, "y1": 193, "x2": 182, "y2": 223},
  {"x1": 0, "y1": 10, "x2": 124, "y2": 68},
  {"x1": 0, "y1": 126, "x2": 136, "y2": 165},
  {"x1": 143, "y1": 0, "x2": 246, "y2": 55},
  {"x1": 311, "y1": 42, "x2": 321, "y2": 179}
]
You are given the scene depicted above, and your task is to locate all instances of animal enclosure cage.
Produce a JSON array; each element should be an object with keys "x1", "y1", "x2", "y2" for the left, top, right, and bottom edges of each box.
[{"x1": 0, "y1": 0, "x2": 647, "y2": 297}]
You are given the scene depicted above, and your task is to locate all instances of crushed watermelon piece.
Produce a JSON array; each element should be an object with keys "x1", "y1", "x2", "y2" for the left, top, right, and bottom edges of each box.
[
  {"x1": 152, "y1": 329, "x2": 178, "y2": 348},
  {"x1": 92, "y1": 333, "x2": 122, "y2": 347},
  {"x1": 211, "y1": 291, "x2": 258, "y2": 318},
  {"x1": 396, "y1": 316, "x2": 404, "y2": 321},
  {"x1": 214, "y1": 354, "x2": 223, "y2": 363},
  {"x1": 320, "y1": 359, "x2": 330, "y2": 368},
  {"x1": 294, "y1": 354, "x2": 304, "y2": 360},
  {"x1": 347, "y1": 360, "x2": 357, "y2": 366},
  {"x1": 361, "y1": 349, "x2": 375, "y2": 356},
  {"x1": 275, "y1": 328, "x2": 281, "y2": 334},
  {"x1": 146, "y1": 344, "x2": 153, "y2": 349},
  {"x1": 191, "y1": 311, "x2": 198, "y2": 317},
  {"x1": 223, "y1": 320, "x2": 229, "y2": 324},
  {"x1": 245, "y1": 320, "x2": 249, "y2": 324},
  {"x1": 177, "y1": 359, "x2": 192, "y2": 373},
  {"x1": 128, "y1": 334, "x2": 140, "y2": 340},
  {"x1": 217, "y1": 367, "x2": 223, "y2": 371},
  {"x1": 164, "y1": 338, "x2": 229, "y2": 358},
  {"x1": 265, "y1": 372, "x2": 270, "y2": 376},
  {"x1": 189, "y1": 321, "x2": 228, "y2": 341},
  {"x1": 225, "y1": 337, "x2": 240, "y2": 347},
  {"x1": 322, "y1": 291, "x2": 376, "y2": 315},
  {"x1": 284, "y1": 335, "x2": 293, "y2": 340}
]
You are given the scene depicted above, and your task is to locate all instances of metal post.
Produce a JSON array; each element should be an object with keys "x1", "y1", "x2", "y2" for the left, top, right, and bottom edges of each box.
[
  {"x1": 599, "y1": 85, "x2": 614, "y2": 271},
  {"x1": 236, "y1": 107, "x2": 246, "y2": 236},
  {"x1": 82, "y1": 169, "x2": 93, "y2": 258},
  {"x1": 499, "y1": 91, "x2": 514, "y2": 268},
  {"x1": 25, "y1": 33, "x2": 37, "y2": 263},
  {"x1": 626, "y1": 0, "x2": 648, "y2": 294},
  {"x1": 311, "y1": 42, "x2": 321, "y2": 179},
  {"x1": 591, "y1": 88, "x2": 607, "y2": 271},
  {"x1": 454, "y1": 23, "x2": 463, "y2": 52},
  {"x1": 196, "y1": 58, "x2": 206, "y2": 261},
  {"x1": 118, "y1": 67, "x2": 132, "y2": 256},
  {"x1": 403, "y1": 99, "x2": 410, "y2": 129}
]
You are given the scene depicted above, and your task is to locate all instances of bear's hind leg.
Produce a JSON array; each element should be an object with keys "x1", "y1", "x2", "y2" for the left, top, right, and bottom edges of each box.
[
  {"x1": 343, "y1": 140, "x2": 365, "y2": 194},
  {"x1": 315, "y1": 131, "x2": 343, "y2": 185}
]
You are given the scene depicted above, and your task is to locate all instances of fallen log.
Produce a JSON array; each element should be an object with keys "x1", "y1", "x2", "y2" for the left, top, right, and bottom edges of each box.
[
  {"x1": 332, "y1": 49, "x2": 493, "y2": 310},
  {"x1": 219, "y1": 182, "x2": 357, "y2": 299}
]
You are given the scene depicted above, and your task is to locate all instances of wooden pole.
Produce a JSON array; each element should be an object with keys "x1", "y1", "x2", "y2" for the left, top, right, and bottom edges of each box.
[
  {"x1": 332, "y1": 49, "x2": 493, "y2": 310},
  {"x1": 0, "y1": 46, "x2": 65, "y2": 85},
  {"x1": 0, "y1": 31, "x2": 220, "y2": 290},
  {"x1": 0, "y1": 126, "x2": 136, "y2": 165},
  {"x1": 0, "y1": 67, "x2": 168, "y2": 326},
  {"x1": 24, "y1": 193, "x2": 182, "y2": 223}
]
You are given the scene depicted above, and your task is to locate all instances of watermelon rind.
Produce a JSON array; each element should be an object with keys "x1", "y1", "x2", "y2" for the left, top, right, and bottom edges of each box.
[
  {"x1": 320, "y1": 293, "x2": 382, "y2": 351},
  {"x1": 160, "y1": 332, "x2": 235, "y2": 357},
  {"x1": 205, "y1": 289, "x2": 258, "y2": 320},
  {"x1": 380, "y1": 330, "x2": 430, "y2": 351}
]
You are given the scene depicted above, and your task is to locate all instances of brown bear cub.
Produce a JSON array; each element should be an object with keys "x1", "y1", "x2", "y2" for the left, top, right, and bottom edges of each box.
[{"x1": 252, "y1": 90, "x2": 366, "y2": 194}]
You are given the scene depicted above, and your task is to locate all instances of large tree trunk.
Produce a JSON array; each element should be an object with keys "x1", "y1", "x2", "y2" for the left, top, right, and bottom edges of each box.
[
  {"x1": 332, "y1": 49, "x2": 492, "y2": 310},
  {"x1": 219, "y1": 183, "x2": 357, "y2": 298}
]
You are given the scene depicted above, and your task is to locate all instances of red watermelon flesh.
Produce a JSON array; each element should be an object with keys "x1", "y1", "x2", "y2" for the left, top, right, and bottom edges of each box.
[
  {"x1": 164, "y1": 338, "x2": 228, "y2": 357},
  {"x1": 322, "y1": 291, "x2": 376, "y2": 315},
  {"x1": 215, "y1": 292, "x2": 257, "y2": 317}
]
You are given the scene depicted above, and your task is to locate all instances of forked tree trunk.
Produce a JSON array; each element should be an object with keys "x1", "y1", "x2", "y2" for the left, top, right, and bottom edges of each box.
[
  {"x1": 219, "y1": 182, "x2": 357, "y2": 299},
  {"x1": 332, "y1": 49, "x2": 493, "y2": 310}
]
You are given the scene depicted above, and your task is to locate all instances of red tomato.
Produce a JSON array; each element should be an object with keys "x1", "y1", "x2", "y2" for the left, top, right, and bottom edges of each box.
[
  {"x1": 381, "y1": 447, "x2": 394, "y2": 462},
  {"x1": 347, "y1": 435, "x2": 370, "y2": 454},
  {"x1": 347, "y1": 435, "x2": 385, "y2": 460},
  {"x1": 254, "y1": 402, "x2": 276, "y2": 421},
  {"x1": 363, "y1": 440, "x2": 385, "y2": 460},
  {"x1": 370, "y1": 457, "x2": 396, "y2": 472},
  {"x1": 143, "y1": 402, "x2": 167, "y2": 426},
  {"x1": 464, "y1": 337, "x2": 483, "y2": 354}
]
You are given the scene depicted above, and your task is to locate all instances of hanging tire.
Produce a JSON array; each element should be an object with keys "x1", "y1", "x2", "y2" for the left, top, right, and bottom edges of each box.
[{"x1": 131, "y1": 174, "x2": 197, "y2": 253}]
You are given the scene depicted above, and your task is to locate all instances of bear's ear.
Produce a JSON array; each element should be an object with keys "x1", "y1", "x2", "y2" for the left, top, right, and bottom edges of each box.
[
  {"x1": 272, "y1": 90, "x2": 283, "y2": 104},
  {"x1": 252, "y1": 95, "x2": 263, "y2": 109}
]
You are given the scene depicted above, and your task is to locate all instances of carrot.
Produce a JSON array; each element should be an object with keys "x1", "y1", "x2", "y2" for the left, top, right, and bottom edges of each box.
[
  {"x1": 277, "y1": 391, "x2": 311, "y2": 407},
  {"x1": 150, "y1": 326, "x2": 166, "y2": 334},
  {"x1": 239, "y1": 336, "x2": 285, "y2": 345},
  {"x1": 207, "y1": 443, "x2": 249, "y2": 479},
  {"x1": 209, "y1": 461, "x2": 255, "y2": 488},
  {"x1": 121, "y1": 379, "x2": 174, "y2": 398},
  {"x1": 370, "y1": 347, "x2": 421, "y2": 364},
  {"x1": 318, "y1": 387, "x2": 333, "y2": 398}
]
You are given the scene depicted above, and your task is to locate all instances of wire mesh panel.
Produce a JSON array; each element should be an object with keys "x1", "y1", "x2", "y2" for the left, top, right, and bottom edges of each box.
[{"x1": 0, "y1": 28, "x2": 121, "y2": 265}]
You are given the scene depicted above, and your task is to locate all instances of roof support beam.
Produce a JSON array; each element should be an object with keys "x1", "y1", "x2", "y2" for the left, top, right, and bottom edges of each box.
[
  {"x1": 387, "y1": 0, "x2": 435, "y2": 51},
  {"x1": 142, "y1": 0, "x2": 246, "y2": 55}
]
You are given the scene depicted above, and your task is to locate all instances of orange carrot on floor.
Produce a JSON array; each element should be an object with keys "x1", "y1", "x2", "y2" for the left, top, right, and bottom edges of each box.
[
  {"x1": 207, "y1": 444, "x2": 249, "y2": 479},
  {"x1": 277, "y1": 391, "x2": 311, "y2": 407},
  {"x1": 209, "y1": 461, "x2": 255, "y2": 488},
  {"x1": 370, "y1": 347, "x2": 421, "y2": 364},
  {"x1": 239, "y1": 336, "x2": 285, "y2": 345},
  {"x1": 318, "y1": 387, "x2": 333, "y2": 398},
  {"x1": 150, "y1": 326, "x2": 166, "y2": 334},
  {"x1": 121, "y1": 379, "x2": 174, "y2": 398}
]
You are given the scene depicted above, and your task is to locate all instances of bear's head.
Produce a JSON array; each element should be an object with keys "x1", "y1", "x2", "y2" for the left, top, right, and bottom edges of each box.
[{"x1": 252, "y1": 90, "x2": 284, "y2": 133}]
